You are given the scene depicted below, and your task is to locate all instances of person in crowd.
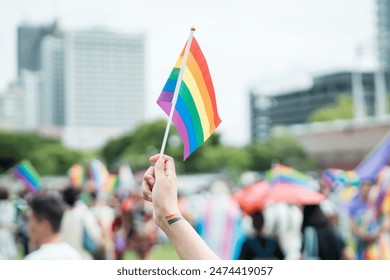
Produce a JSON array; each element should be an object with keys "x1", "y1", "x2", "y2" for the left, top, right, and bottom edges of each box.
[
  {"x1": 60, "y1": 186, "x2": 103, "y2": 260},
  {"x1": 89, "y1": 191, "x2": 115, "y2": 259},
  {"x1": 196, "y1": 180, "x2": 245, "y2": 259},
  {"x1": 112, "y1": 197, "x2": 135, "y2": 260},
  {"x1": 348, "y1": 179, "x2": 382, "y2": 259},
  {"x1": 14, "y1": 190, "x2": 30, "y2": 257},
  {"x1": 302, "y1": 204, "x2": 351, "y2": 260},
  {"x1": 141, "y1": 154, "x2": 219, "y2": 260},
  {"x1": 25, "y1": 194, "x2": 81, "y2": 260},
  {"x1": 0, "y1": 186, "x2": 17, "y2": 260},
  {"x1": 238, "y1": 211, "x2": 284, "y2": 260},
  {"x1": 263, "y1": 203, "x2": 303, "y2": 259},
  {"x1": 128, "y1": 194, "x2": 158, "y2": 260}
]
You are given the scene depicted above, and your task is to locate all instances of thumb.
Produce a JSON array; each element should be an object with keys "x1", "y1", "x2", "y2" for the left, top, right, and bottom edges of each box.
[{"x1": 154, "y1": 158, "x2": 166, "y2": 181}]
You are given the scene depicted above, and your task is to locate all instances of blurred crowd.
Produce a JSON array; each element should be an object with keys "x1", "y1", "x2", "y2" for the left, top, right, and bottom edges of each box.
[{"x1": 0, "y1": 163, "x2": 390, "y2": 260}]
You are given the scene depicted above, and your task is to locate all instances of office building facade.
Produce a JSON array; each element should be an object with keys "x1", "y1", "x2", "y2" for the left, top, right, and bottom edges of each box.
[
  {"x1": 250, "y1": 72, "x2": 386, "y2": 142},
  {"x1": 377, "y1": 0, "x2": 390, "y2": 70},
  {"x1": 17, "y1": 21, "x2": 58, "y2": 75},
  {"x1": 38, "y1": 29, "x2": 145, "y2": 149}
]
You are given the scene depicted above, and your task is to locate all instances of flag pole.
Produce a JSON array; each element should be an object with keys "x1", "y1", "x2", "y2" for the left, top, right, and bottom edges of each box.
[{"x1": 159, "y1": 26, "x2": 196, "y2": 159}]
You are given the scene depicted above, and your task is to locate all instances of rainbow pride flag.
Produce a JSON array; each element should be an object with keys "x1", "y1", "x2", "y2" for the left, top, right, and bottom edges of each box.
[
  {"x1": 382, "y1": 190, "x2": 390, "y2": 214},
  {"x1": 322, "y1": 168, "x2": 360, "y2": 189},
  {"x1": 68, "y1": 164, "x2": 86, "y2": 188},
  {"x1": 266, "y1": 164, "x2": 309, "y2": 187},
  {"x1": 157, "y1": 36, "x2": 221, "y2": 160},
  {"x1": 89, "y1": 159, "x2": 109, "y2": 191},
  {"x1": 12, "y1": 160, "x2": 42, "y2": 193},
  {"x1": 104, "y1": 174, "x2": 119, "y2": 194}
]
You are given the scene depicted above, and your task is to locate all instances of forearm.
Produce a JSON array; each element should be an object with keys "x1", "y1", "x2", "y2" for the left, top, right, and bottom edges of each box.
[{"x1": 158, "y1": 215, "x2": 220, "y2": 260}]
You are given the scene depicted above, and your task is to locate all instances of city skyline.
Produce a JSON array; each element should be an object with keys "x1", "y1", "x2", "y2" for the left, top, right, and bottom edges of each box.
[{"x1": 1, "y1": 0, "x2": 376, "y2": 146}]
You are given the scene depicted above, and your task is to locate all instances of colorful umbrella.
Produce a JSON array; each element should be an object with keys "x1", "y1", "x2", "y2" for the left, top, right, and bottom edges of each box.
[
  {"x1": 259, "y1": 183, "x2": 325, "y2": 207},
  {"x1": 233, "y1": 181, "x2": 325, "y2": 214},
  {"x1": 232, "y1": 181, "x2": 269, "y2": 214}
]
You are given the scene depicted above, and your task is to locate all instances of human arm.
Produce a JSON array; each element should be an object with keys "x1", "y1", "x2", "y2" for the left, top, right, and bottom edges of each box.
[
  {"x1": 350, "y1": 219, "x2": 380, "y2": 242},
  {"x1": 141, "y1": 154, "x2": 219, "y2": 260}
]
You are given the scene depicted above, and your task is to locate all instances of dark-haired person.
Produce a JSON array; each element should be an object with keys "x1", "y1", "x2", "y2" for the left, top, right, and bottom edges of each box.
[
  {"x1": 302, "y1": 205, "x2": 350, "y2": 260},
  {"x1": 61, "y1": 187, "x2": 103, "y2": 259},
  {"x1": 89, "y1": 191, "x2": 115, "y2": 260},
  {"x1": 0, "y1": 186, "x2": 17, "y2": 260},
  {"x1": 238, "y1": 211, "x2": 284, "y2": 260},
  {"x1": 25, "y1": 194, "x2": 81, "y2": 259}
]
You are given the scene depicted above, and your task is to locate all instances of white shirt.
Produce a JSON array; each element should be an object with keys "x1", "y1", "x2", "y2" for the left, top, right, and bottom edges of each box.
[
  {"x1": 25, "y1": 243, "x2": 82, "y2": 260},
  {"x1": 60, "y1": 201, "x2": 102, "y2": 260},
  {"x1": 0, "y1": 201, "x2": 17, "y2": 259}
]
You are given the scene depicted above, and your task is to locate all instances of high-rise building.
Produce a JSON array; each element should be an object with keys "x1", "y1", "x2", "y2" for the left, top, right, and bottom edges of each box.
[
  {"x1": 0, "y1": 72, "x2": 40, "y2": 131},
  {"x1": 40, "y1": 35, "x2": 64, "y2": 126},
  {"x1": 39, "y1": 29, "x2": 145, "y2": 149},
  {"x1": 250, "y1": 72, "x2": 385, "y2": 142},
  {"x1": 0, "y1": 83, "x2": 22, "y2": 130},
  {"x1": 19, "y1": 70, "x2": 40, "y2": 130},
  {"x1": 377, "y1": 0, "x2": 390, "y2": 70},
  {"x1": 64, "y1": 29, "x2": 145, "y2": 129},
  {"x1": 17, "y1": 21, "x2": 58, "y2": 75}
]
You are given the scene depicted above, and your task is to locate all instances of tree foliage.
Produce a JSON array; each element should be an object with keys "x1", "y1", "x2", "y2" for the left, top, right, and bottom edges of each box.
[
  {"x1": 308, "y1": 94, "x2": 353, "y2": 123},
  {"x1": 101, "y1": 120, "x2": 317, "y2": 175},
  {"x1": 0, "y1": 120, "x2": 317, "y2": 177},
  {"x1": 246, "y1": 135, "x2": 316, "y2": 172},
  {"x1": 0, "y1": 131, "x2": 84, "y2": 175}
]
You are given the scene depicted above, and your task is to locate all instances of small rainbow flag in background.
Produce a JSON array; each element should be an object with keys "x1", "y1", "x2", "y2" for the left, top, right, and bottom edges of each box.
[
  {"x1": 322, "y1": 168, "x2": 360, "y2": 189},
  {"x1": 68, "y1": 164, "x2": 86, "y2": 188},
  {"x1": 104, "y1": 174, "x2": 119, "y2": 194},
  {"x1": 12, "y1": 160, "x2": 42, "y2": 193},
  {"x1": 89, "y1": 159, "x2": 109, "y2": 191},
  {"x1": 157, "y1": 28, "x2": 221, "y2": 160},
  {"x1": 266, "y1": 164, "x2": 309, "y2": 187}
]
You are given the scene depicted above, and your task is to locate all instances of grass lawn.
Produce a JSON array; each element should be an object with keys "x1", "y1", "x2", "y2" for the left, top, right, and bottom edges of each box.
[{"x1": 123, "y1": 243, "x2": 179, "y2": 260}]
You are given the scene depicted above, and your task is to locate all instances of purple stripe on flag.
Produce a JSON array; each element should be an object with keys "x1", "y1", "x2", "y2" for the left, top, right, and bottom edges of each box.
[
  {"x1": 157, "y1": 100, "x2": 190, "y2": 159},
  {"x1": 356, "y1": 133, "x2": 390, "y2": 181},
  {"x1": 158, "y1": 91, "x2": 174, "y2": 103},
  {"x1": 13, "y1": 171, "x2": 38, "y2": 193}
]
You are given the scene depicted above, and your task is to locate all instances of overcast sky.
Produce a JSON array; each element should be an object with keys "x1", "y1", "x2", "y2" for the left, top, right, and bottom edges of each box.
[{"x1": 0, "y1": 0, "x2": 376, "y2": 146}]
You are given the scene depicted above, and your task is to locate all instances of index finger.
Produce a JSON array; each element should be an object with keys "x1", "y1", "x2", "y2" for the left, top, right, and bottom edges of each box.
[
  {"x1": 144, "y1": 166, "x2": 155, "y2": 178},
  {"x1": 164, "y1": 156, "x2": 176, "y2": 178},
  {"x1": 149, "y1": 154, "x2": 174, "y2": 163},
  {"x1": 149, "y1": 154, "x2": 176, "y2": 178}
]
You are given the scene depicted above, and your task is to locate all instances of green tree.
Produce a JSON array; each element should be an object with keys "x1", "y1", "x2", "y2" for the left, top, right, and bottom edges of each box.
[
  {"x1": 101, "y1": 119, "x2": 182, "y2": 171},
  {"x1": 308, "y1": 94, "x2": 353, "y2": 122},
  {"x1": 101, "y1": 120, "x2": 316, "y2": 176},
  {"x1": 29, "y1": 144, "x2": 85, "y2": 175},
  {"x1": 246, "y1": 135, "x2": 316, "y2": 172},
  {"x1": 246, "y1": 141, "x2": 277, "y2": 171},
  {"x1": 0, "y1": 131, "x2": 58, "y2": 172},
  {"x1": 268, "y1": 135, "x2": 317, "y2": 171},
  {"x1": 0, "y1": 131, "x2": 85, "y2": 175},
  {"x1": 101, "y1": 119, "x2": 226, "y2": 173}
]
